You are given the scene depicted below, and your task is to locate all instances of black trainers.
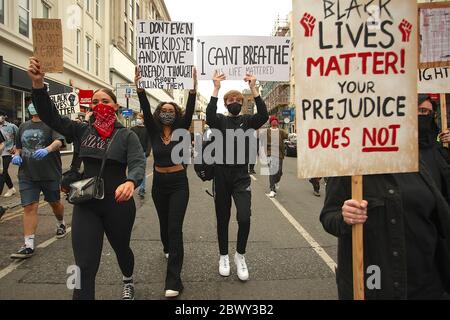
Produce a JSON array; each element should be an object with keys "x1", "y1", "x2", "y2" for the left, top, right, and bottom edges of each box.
[
  {"x1": 122, "y1": 282, "x2": 135, "y2": 300},
  {"x1": 10, "y1": 246, "x2": 35, "y2": 260},
  {"x1": 56, "y1": 224, "x2": 67, "y2": 239}
]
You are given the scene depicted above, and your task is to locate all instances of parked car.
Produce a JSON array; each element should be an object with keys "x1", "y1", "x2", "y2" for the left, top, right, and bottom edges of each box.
[{"x1": 285, "y1": 133, "x2": 297, "y2": 157}]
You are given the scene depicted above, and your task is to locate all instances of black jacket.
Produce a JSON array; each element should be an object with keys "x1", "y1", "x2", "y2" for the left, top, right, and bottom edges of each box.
[
  {"x1": 206, "y1": 96, "x2": 268, "y2": 165},
  {"x1": 131, "y1": 125, "x2": 151, "y2": 157},
  {"x1": 321, "y1": 162, "x2": 450, "y2": 299},
  {"x1": 32, "y1": 87, "x2": 145, "y2": 189}
]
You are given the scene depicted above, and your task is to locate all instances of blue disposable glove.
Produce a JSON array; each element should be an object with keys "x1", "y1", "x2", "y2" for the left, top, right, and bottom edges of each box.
[
  {"x1": 12, "y1": 155, "x2": 23, "y2": 166},
  {"x1": 33, "y1": 148, "x2": 49, "y2": 160}
]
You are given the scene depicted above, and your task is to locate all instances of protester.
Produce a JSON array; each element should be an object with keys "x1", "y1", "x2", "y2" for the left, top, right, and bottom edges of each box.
[
  {"x1": 27, "y1": 57, "x2": 145, "y2": 300},
  {"x1": 131, "y1": 113, "x2": 151, "y2": 198},
  {"x1": 10, "y1": 102, "x2": 67, "y2": 260},
  {"x1": 248, "y1": 130, "x2": 259, "y2": 175},
  {"x1": 136, "y1": 67, "x2": 196, "y2": 298},
  {"x1": 0, "y1": 130, "x2": 6, "y2": 218},
  {"x1": 321, "y1": 161, "x2": 450, "y2": 299},
  {"x1": 0, "y1": 112, "x2": 19, "y2": 198},
  {"x1": 266, "y1": 116, "x2": 288, "y2": 198},
  {"x1": 308, "y1": 178, "x2": 322, "y2": 197},
  {"x1": 417, "y1": 94, "x2": 450, "y2": 205},
  {"x1": 206, "y1": 71, "x2": 268, "y2": 281}
]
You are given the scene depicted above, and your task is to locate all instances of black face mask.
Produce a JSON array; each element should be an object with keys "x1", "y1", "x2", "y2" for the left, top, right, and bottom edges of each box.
[
  {"x1": 227, "y1": 103, "x2": 242, "y2": 116},
  {"x1": 418, "y1": 116, "x2": 437, "y2": 149}
]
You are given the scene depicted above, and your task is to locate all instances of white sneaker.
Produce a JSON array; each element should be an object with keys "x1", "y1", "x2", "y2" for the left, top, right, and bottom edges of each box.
[
  {"x1": 3, "y1": 187, "x2": 16, "y2": 198},
  {"x1": 165, "y1": 290, "x2": 179, "y2": 298},
  {"x1": 165, "y1": 253, "x2": 169, "y2": 259},
  {"x1": 219, "y1": 255, "x2": 230, "y2": 277},
  {"x1": 268, "y1": 191, "x2": 276, "y2": 198},
  {"x1": 234, "y1": 253, "x2": 249, "y2": 281},
  {"x1": 275, "y1": 183, "x2": 280, "y2": 191}
]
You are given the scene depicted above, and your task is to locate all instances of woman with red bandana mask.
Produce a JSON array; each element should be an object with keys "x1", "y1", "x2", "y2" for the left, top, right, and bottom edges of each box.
[
  {"x1": 135, "y1": 66, "x2": 197, "y2": 298},
  {"x1": 27, "y1": 57, "x2": 145, "y2": 300}
]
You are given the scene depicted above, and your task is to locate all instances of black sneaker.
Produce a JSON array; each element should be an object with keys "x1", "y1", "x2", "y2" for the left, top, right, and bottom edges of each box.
[
  {"x1": 56, "y1": 224, "x2": 67, "y2": 239},
  {"x1": 10, "y1": 246, "x2": 35, "y2": 260},
  {"x1": 0, "y1": 206, "x2": 6, "y2": 220},
  {"x1": 122, "y1": 282, "x2": 135, "y2": 300}
]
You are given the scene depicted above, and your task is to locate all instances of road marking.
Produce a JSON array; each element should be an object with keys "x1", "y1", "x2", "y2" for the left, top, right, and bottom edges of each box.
[
  {"x1": 0, "y1": 201, "x2": 48, "y2": 223},
  {"x1": 267, "y1": 196, "x2": 337, "y2": 273},
  {"x1": 146, "y1": 172, "x2": 154, "y2": 178},
  {"x1": 0, "y1": 227, "x2": 72, "y2": 280},
  {"x1": 250, "y1": 175, "x2": 257, "y2": 181}
]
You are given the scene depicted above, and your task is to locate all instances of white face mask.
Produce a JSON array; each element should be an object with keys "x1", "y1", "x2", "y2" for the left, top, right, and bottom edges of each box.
[
  {"x1": 0, "y1": 116, "x2": 5, "y2": 123},
  {"x1": 136, "y1": 119, "x2": 144, "y2": 126}
]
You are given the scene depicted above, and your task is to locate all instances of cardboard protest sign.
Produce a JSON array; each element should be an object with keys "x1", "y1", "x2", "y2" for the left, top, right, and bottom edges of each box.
[
  {"x1": 197, "y1": 36, "x2": 291, "y2": 81},
  {"x1": 294, "y1": 0, "x2": 418, "y2": 179},
  {"x1": 419, "y1": 2, "x2": 450, "y2": 69},
  {"x1": 76, "y1": 89, "x2": 93, "y2": 113},
  {"x1": 32, "y1": 19, "x2": 63, "y2": 73},
  {"x1": 418, "y1": 67, "x2": 450, "y2": 93},
  {"x1": 137, "y1": 20, "x2": 194, "y2": 90},
  {"x1": 50, "y1": 93, "x2": 80, "y2": 116}
]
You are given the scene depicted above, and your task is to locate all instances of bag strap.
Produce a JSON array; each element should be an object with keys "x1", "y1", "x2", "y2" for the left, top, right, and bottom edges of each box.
[{"x1": 98, "y1": 129, "x2": 119, "y2": 178}]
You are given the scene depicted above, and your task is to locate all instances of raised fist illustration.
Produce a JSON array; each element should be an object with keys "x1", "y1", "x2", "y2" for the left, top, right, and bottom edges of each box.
[
  {"x1": 300, "y1": 13, "x2": 316, "y2": 38},
  {"x1": 399, "y1": 19, "x2": 413, "y2": 42}
]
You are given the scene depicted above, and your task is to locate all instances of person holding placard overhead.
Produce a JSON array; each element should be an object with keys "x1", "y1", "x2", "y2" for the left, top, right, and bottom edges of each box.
[
  {"x1": 27, "y1": 57, "x2": 145, "y2": 300},
  {"x1": 135, "y1": 67, "x2": 197, "y2": 299},
  {"x1": 321, "y1": 161, "x2": 450, "y2": 299},
  {"x1": 207, "y1": 71, "x2": 268, "y2": 282}
]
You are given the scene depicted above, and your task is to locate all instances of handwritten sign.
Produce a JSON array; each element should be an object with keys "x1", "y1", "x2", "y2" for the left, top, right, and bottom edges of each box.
[
  {"x1": 419, "y1": 67, "x2": 450, "y2": 93},
  {"x1": 32, "y1": 19, "x2": 63, "y2": 73},
  {"x1": 294, "y1": 0, "x2": 418, "y2": 178},
  {"x1": 50, "y1": 93, "x2": 80, "y2": 116},
  {"x1": 137, "y1": 20, "x2": 194, "y2": 90},
  {"x1": 197, "y1": 36, "x2": 291, "y2": 81},
  {"x1": 419, "y1": 2, "x2": 450, "y2": 69}
]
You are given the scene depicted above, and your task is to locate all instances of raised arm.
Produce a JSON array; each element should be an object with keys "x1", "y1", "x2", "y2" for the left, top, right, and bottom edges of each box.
[
  {"x1": 245, "y1": 74, "x2": 269, "y2": 130},
  {"x1": 181, "y1": 68, "x2": 197, "y2": 129},
  {"x1": 28, "y1": 57, "x2": 86, "y2": 140},
  {"x1": 206, "y1": 71, "x2": 226, "y2": 129},
  {"x1": 135, "y1": 67, "x2": 157, "y2": 135}
]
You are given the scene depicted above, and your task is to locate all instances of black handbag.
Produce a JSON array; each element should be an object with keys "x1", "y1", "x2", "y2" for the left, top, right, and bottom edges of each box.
[{"x1": 67, "y1": 131, "x2": 118, "y2": 205}]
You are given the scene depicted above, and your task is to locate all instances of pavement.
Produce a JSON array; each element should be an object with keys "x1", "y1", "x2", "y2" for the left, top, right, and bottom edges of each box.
[{"x1": 0, "y1": 155, "x2": 338, "y2": 300}]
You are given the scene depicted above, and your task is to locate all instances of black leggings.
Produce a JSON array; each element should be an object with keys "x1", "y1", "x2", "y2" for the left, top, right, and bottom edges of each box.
[
  {"x1": 0, "y1": 155, "x2": 13, "y2": 194},
  {"x1": 71, "y1": 195, "x2": 136, "y2": 300},
  {"x1": 214, "y1": 166, "x2": 251, "y2": 256},
  {"x1": 152, "y1": 170, "x2": 189, "y2": 291}
]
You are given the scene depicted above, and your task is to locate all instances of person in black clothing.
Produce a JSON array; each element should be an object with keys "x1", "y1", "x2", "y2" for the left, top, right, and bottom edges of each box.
[
  {"x1": 206, "y1": 71, "x2": 268, "y2": 281},
  {"x1": 131, "y1": 113, "x2": 151, "y2": 198},
  {"x1": 27, "y1": 57, "x2": 145, "y2": 300},
  {"x1": 321, "y1": 161, "x2": 450, "y2": 300},
  {"x1": 135, "y1": 67, "x2": 196, "y2": 298},
  {"x1": 418, "y1": 94, "x2": 450, "y2": 205}
]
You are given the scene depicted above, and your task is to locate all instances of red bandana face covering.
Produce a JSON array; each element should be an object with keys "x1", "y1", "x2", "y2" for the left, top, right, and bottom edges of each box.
[{"x1": 93, "y1": 104, "x2": 116, "y2": 140}]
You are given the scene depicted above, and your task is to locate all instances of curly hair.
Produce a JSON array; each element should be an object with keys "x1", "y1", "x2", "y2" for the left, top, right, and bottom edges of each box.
[{"x1": 153, "y1": 101, "x2": 184, "y2": 130}]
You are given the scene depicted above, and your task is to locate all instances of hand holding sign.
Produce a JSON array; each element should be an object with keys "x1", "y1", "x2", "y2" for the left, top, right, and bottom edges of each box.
[
  {"x1": 341, "y1": 200, "x2": 368, "y2": 226},
  {"x1": 134, "y1": 67, "x2": 144, "y2": 93},
  {"x1": 213, "y1": 71, "x2": 226, "y2": 90},
  {"x1": 244, "y1": 73, "x2": 257, "y2": 89},
  {"x1": 28, "y1": 57, "x2": 45, "y2": 89}
]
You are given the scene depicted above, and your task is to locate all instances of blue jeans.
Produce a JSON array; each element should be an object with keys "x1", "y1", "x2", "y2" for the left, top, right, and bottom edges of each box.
[{"x1": 139, "y1": 153, "x2": 147, "y2": 194}]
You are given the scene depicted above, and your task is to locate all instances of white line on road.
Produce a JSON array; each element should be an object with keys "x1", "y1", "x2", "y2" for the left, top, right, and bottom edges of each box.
[
  {"x1": 268, "y1": 197, "x2": 337, "y2": 273},
  {"x1": 250, "y1": 175, "x2": 257, "y2": 181},
  {"x1": 0, "y1": 227, "x2": 72, "y2": 280}
]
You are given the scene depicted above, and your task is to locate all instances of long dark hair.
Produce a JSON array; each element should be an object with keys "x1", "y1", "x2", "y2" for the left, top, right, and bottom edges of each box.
[{"x1": 153, "y1": 101, "x2": 184, "y2": 131}]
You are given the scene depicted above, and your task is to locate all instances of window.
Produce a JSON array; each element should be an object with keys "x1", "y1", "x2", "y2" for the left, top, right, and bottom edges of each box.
[
  {"x1": 42, "y1": 1, "x2": 50, "y2": 19},
  {"x1": 18, "y1": 0, "x2": 30, "y2": 37},
  {"x1": 124, "y1": 0, "x2": 127, "y2": 17},
  {"x1": 86, "y1": 37, "x2": 91, "y2": 71},
  {"x1": 95, "y1": 44, "x2": 100, "y2": 76},
  {"x1": 130, "y1": 28, "x2": 134, "y2": 57},
  {"x1": 124, "y1": 21, "x2": 127, "y2": 50},
  {"x1": 95, "y1": 0, "x2": 100, "y2": 22},
  {"x1": 136, "y1": 3, "x2": 139, "y2": 20},
  {"x1": 129, "y1": 0, "x2": 134, "y2": 22},
  {"x1": 0, "y1": 0, "x2": 4, "y2": 24},
  {"x1": 76, "y1": 30, "x2": 81, "y2": 65},
  {"x1": 86, "y1": 0, "x2": 91, "y2": 13}
]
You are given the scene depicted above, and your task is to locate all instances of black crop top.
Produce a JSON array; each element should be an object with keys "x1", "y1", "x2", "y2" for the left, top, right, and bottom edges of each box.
[{"x1": 138, "y1": 90, "x2": 196, "y2": 167}]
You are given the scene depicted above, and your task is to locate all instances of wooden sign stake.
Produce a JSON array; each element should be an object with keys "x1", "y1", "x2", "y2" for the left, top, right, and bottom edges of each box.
[{"x1": 352, "y1": 175, "x2": 365, "y2": 300}]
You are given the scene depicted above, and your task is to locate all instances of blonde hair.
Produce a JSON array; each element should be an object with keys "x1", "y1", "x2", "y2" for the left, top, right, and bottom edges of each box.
[{"x1": 224, "y1": 90, "x2": 244, "y2": 104}]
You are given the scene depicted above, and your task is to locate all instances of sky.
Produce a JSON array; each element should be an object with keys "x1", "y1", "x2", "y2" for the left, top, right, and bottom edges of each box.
[{"x1": 164, "y1": 0, "x2": 292, "y2": 112}]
